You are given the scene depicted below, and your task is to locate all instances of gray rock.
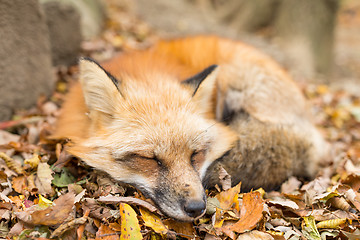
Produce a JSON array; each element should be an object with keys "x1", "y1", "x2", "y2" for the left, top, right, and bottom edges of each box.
[
  {"x1": 42, "y1": 1, "x2": 82, "y2": 66},
  {"x1": 0, "y1": 0, "x2": 55, "y2": 121},
  {"x1": 40, "y1": 0, "x2": 106, "y2": 40}
]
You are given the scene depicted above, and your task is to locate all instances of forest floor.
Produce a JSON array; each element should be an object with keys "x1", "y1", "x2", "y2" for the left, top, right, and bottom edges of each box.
[{"x1": 0, "y1": 1, "x2": 360, "y2": 240}]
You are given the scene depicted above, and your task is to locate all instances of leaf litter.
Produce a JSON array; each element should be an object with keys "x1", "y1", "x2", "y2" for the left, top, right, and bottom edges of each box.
[{"x1": 0, "y1": 1, "x2": 360, "y2": 239}]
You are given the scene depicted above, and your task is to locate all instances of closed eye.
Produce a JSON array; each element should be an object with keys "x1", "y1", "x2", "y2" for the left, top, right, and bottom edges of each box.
[
  {"x1": 190, "y1": 150, "x2": 206, "y2": 168},
  {"x1": 121, "y1": 152, "x2": 163, "y2": 167}
]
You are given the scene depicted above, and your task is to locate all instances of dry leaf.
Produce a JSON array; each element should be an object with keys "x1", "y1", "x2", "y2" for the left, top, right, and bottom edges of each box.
[
  {"x1": 237, "y1": 230, "x2": 274, "y2": 240},
  {"x1": 316, "y1": 218, "x2": 348, "y2": 229},
  {"x1": 51, "y1": 215, "x2": 88, "y2": 238},
  {"x1": 280, "y1": 177, "x2": 301, "y2": 194},
  {"x1": 0, "y1": 130, "x2": 20, "y2": 144},
  {"x1": 344, "y1": 188, "x2": 360, "y2": 211},
  {"x1": 218, "y1": 165, "x2": 231, "y2": 191},
  {"x1": 37, "y1": 194, "x2": 53, "y2": 209},
  {"x1": 216, "y1": 182, "x2": 241, "y2": 212},
  {"x1": 0, "y1": 209, "x2": 10, "y2": 220},
  {"x1": 268, "y1": 199, "x2": 299, "y2": 210},
  {"x1": 311, "y1": 209, "x2": 357, "y2": 221},
  {"x1": 35, "y1": 162, "x2": 54, "y2": 195},
  {"x1": 96, "y1": 224, "x2": 120, "y2": 240},
  {"x1": 97, "y1": 195, "x2": 158, "y2": 213},
  {"x1": 342, "y1": 174, "x2": 360, "y2": 191},
  {"x1": 341, "y1": 229, "x2": 360, "y2": 239},
  {"x1": 222, "y1": 191, "x2": 264, "y2": 235},
  {"x1": 0, "y1": 152, "x2": 24, "y2": 175},
  {"x1": 8, "y1": 222, "x2": 25, "y2": 237},
  {"x1": 163, "y1": 219, "x2": 195, "y2": 239},
  {"x1": 302, "y1": 216, "x2": 321, "y2": 240},
  {"x1": 109, "y1": 222, "x2": 122, "y2": 232},
  {"x1": 140, "y1": 207, "x2": 168, "y2": 235},
  {"x1": 119, "y1": 203, "x2": 142, "y2": 240},
  {"x1": 326, "y1": 196, "x2": 353, "y2": 211},
  {"x1": 31, "y1": 192, "x2": 75, "y2": 226},
  {"x1": 82, "y1": 198, "x2": 113, "y2": 220},
  {"x1": 11, "y1": 175, "x2": 28, "y2": 195},
  {"x1": 24, "y1": 154, "x2": 40, "y2": 168},
  {"x1": 213, "y1": 207, "x2": 225, "y2": 230}
]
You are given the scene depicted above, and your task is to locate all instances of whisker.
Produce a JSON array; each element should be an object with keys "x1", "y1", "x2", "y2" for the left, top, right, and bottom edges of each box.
[{"x1": 189, "y1": 121, "x2": 219, "y2": 145}]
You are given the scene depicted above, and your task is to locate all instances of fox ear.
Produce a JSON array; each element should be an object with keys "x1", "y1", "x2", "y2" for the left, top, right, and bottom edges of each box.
[
  {"x1": 182, "y1": 65, "x2": 219, "y2": 115},
  {"x1": 182, "y1": 65, "x2": 218, "y2": 96},
  {"x1": 79, "y1": 58, "x2": 122, "y2": 116}
]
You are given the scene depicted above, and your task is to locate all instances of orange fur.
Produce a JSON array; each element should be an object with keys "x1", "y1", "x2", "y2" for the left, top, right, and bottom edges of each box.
[{"x1": 54, "y1": 35, "x2": 328, "y2": 221}]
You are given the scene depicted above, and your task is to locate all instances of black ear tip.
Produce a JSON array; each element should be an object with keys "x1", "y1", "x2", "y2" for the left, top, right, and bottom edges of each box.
[
  {"x1": 199, "y1": 65, "x2": 218, "y2": 77},
  {"x1": 182, "y1": 64, "x2": 219, "y2": 96},
  {"x1": 78, "y1": 57, "x2": 121, "y2": 92},
  {"x1": 208, "y1": 64, "x2": 218, "y2": 71},
  {"x1": 79, "y1": 57, "x2": 98, "y2": 65}
]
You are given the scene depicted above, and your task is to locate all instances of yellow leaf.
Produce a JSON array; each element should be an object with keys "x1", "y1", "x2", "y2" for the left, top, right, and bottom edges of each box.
[
  {"x1": 213, "y1": 208, "x2": 225, "y2": 229},
  {"x1": 119, "y1": 203, "x2": 142, "y2": 240},
  {"x1": 216, "y1": 182, "x2": 241, "y2": 212},
  {"x1": 316, "y1": 84, "x2": 329, "y2": 95},
  {"x1": 302, "y1": 216, "x2": 321, "y2": 240},
  {"x1": 24, "y1": 154, "x2": 40, "y2": 168},
  {"x1": 254, "y1": 188, "x2": 265, "y2": 198},
  {"x1": 140, "y1": 207, "x2": 168, "y2": 235},
  {"x1": 0, "y1": 152, "x2": 24, "y2": 175},
  {"x1": 37, "y1": 194, "x2": 53, "y2": 209},
  {"x1": 316, "y1": 218, "x2": 348, "y2": 229}
]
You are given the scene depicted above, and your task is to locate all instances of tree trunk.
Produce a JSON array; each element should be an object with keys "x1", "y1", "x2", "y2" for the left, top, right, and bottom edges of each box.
[{"x1": 274, "y1": 0, "x2": 338, "y2": 78}]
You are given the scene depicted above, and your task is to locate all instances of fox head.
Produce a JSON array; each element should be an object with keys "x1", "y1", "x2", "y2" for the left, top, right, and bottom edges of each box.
[{"x1": 68, "y1": 58, "x2": 237, "y2": 221}]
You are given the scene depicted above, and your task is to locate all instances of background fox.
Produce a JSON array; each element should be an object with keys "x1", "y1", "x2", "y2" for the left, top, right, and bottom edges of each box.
[{"x1": 54, "y1": 35, "x2": 328, "y2": 221}]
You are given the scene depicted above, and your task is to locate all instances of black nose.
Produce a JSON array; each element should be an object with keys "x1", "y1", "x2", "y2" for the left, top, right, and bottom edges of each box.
[{"x1": 183, "y1": 200, "x2": 206, "y2": 218}]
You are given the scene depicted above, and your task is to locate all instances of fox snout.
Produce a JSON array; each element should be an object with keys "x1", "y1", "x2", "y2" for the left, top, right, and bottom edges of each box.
[
  {"x1": 149, "y1": 165, "x2": 207, "y2": 221},
  {"x1": 183, "y1": 198, "x2": 206, "y2": 218}
]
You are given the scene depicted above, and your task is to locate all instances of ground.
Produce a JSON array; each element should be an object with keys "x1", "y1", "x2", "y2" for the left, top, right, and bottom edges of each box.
[{"x1": 0, "y1": 1, "x2": 360, "y2": 239}]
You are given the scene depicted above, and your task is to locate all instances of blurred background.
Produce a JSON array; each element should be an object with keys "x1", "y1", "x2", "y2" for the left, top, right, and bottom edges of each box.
[{"x1": 0, "y1": 0, "x2": 359, "y2": 120}]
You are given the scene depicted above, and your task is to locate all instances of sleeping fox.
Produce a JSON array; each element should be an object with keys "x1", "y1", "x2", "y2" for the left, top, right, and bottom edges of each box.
[{"x1": 54, "y1": 36, "x2": 328, "y2": 221}]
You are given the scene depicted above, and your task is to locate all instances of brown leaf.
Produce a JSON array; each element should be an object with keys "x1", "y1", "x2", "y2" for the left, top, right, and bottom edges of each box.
[
  {"x1": 344, "y1": 188, "x2": 360, "y2": 211},
  {"x1": 96, "y1": 224, "x2": 120, "y2": 240},
  {"x1": 218, "y1": 165, "x2": 231, "y2": 191},
  {"x1": 308, "y1": 209, "x2": 357, "y2": 221},
  {"x1": 11, "y1": 175, "x2": 28, "y2": 195},
  {"x1": 0, "y1": 209, "x2": 10, "y2": 220},
  {"x1": 237, "y1": 230, "x2": 274, "y2": 240},
  {"x1": 268, "y1": 199, "x2": 299, "y2": 210},
  {"x1": 222, "y1": 191, "x2": 264, "y2": 234},
  {"x1": 342, "y1": 174, "x2": 360, "y2": 191},
  {"x1": 8, "y1": 222, "x2": 25, "y2": 237},
  {"x1": 35, "y1": 162, "x2": 54, "y2": 195},
  {"x1": 216, "y1": 182, "x2": 241, "y2": 212},
  {"x1": 31, "y1": 192, "x2": 75, "y2": 226},
  {"x1": 53, "y1": 147, "x2": 73, "y2": 169},
  {"x1": 97, "y1": 195, "x2": 158, "y2": 213},
  {"x1": 301, "y1": 177, "x2": 331, "y2": 205},
  {"x1": 82, "y1": 198, "x2": 113, "y2": 220},
  {"x1": 51, "y1": 215, "x2": 88, "y2": 238},
  {"x1": 280, "y1": 177, "x2": 302, "y2": 194},
  {"x1": 164, "y1": 219, "x2": 195, "y2": 239},
  {"x1": 0, "y1": 130, "x2": 20, "y2": 145},
  {"x1": 109, "y1": 222, "x2": 122, "y2": 232}
]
